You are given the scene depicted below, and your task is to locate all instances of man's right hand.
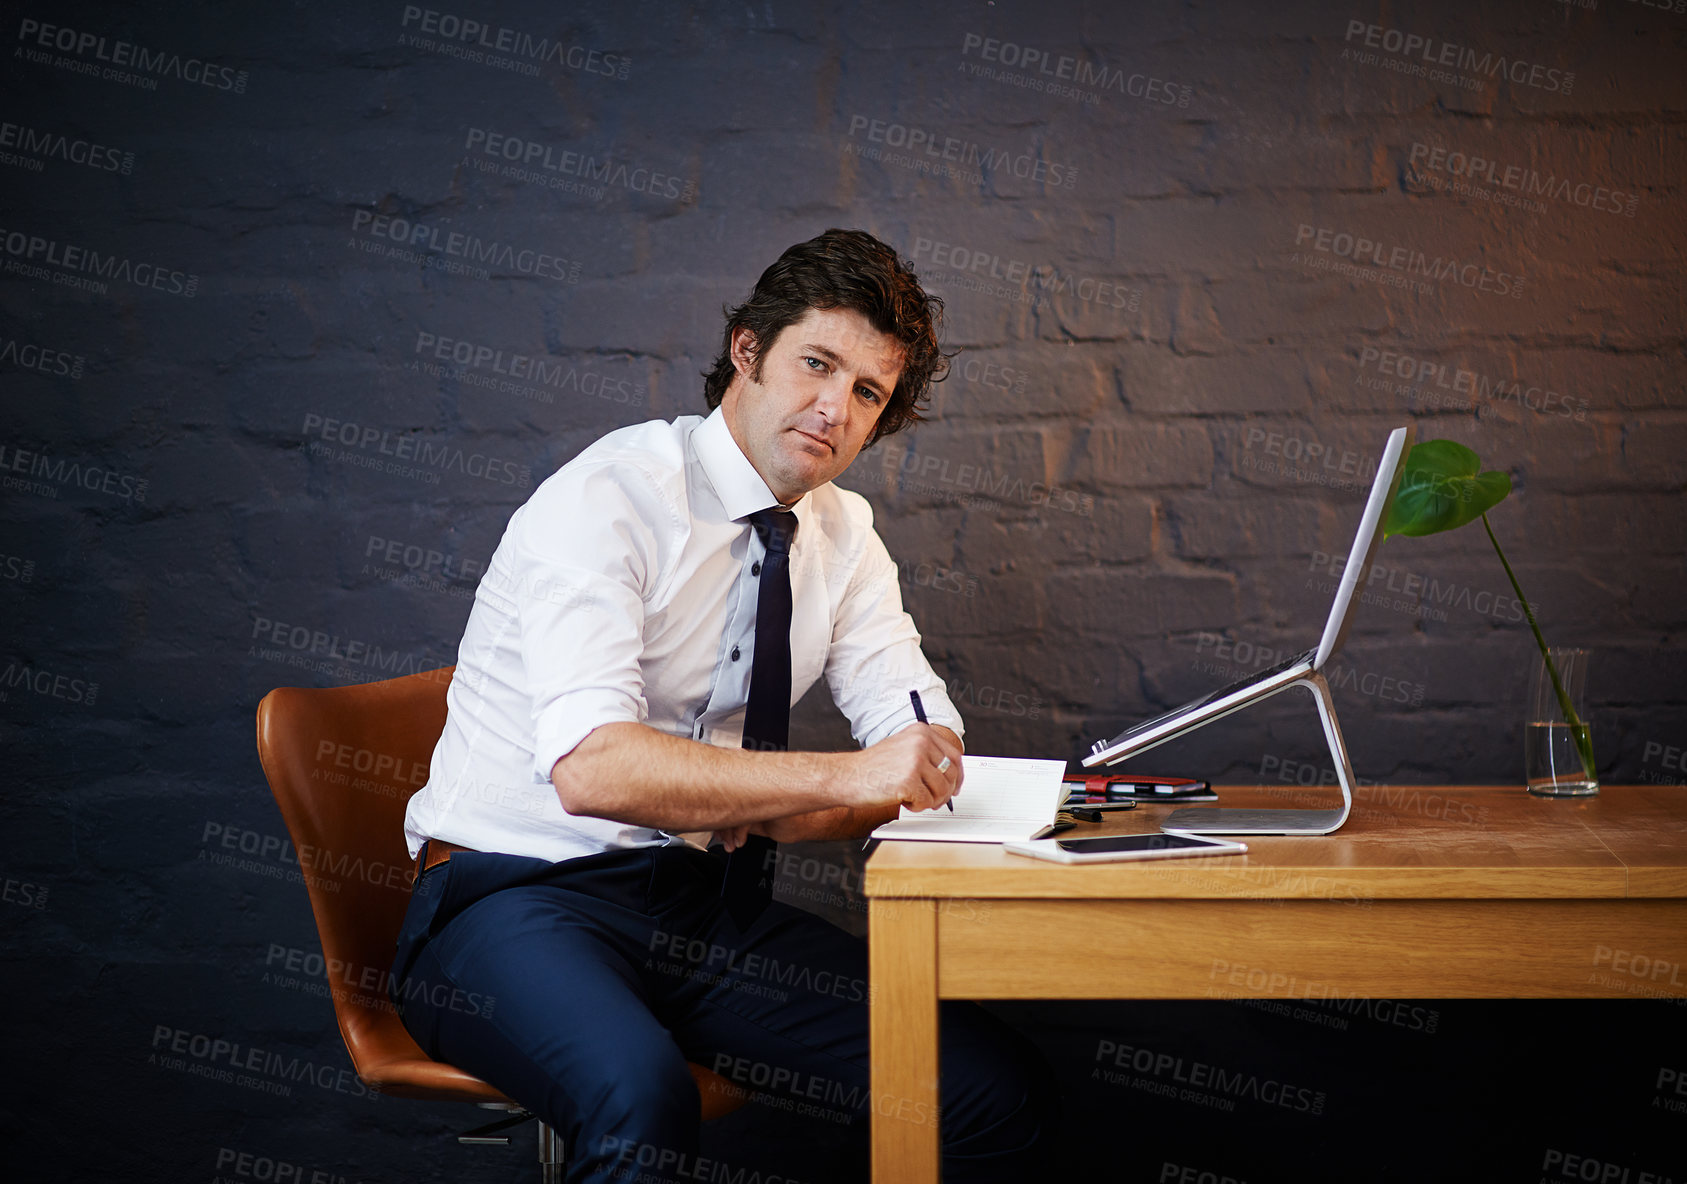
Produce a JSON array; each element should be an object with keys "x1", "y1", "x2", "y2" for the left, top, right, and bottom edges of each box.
[{"x1": 842, "y1": 724, "x2": 964, "y2": 812}]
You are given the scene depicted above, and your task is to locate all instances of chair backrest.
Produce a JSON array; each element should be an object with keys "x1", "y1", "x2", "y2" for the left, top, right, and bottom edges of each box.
[{"x1": 255, "y1": 667, "x2": 482, "y2": 1094}]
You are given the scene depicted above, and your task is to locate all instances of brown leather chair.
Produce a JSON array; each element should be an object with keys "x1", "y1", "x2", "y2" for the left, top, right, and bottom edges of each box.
[{"x1": 255, "y1": 666, "x2": 745, "y2": 1181}]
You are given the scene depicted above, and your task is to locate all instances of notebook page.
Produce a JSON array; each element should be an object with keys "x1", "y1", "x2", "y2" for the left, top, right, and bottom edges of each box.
[
  {"x1": 873, "y1": 815, "x2": 1048, "y2": 840},
  {"x1": 894, "y1": 755, "x2": 1068, "y2": 824}
]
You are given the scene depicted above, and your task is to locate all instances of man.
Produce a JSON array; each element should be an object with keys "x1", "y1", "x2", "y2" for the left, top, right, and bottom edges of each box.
[{"x1": 392, "y1": 228, "x2": 1056, "y2": 1182}]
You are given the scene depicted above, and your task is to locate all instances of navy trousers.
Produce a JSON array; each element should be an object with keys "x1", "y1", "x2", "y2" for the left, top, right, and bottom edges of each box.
[{"x1": 390, "y1": 842, "x2": 1058, "y2": 1183}]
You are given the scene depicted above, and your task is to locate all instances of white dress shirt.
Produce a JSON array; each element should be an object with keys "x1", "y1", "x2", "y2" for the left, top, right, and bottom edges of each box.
[{"x1": 402, "y1": 407, "x2": 964, "y2": 863}]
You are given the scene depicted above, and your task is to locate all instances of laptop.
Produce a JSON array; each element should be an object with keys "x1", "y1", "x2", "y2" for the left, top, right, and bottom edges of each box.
[{"x1": 1080, "y1": 424, "x2": 1416, "y2": 835}]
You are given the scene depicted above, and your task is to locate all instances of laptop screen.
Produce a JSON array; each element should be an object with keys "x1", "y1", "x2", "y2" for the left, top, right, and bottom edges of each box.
[{"x1": 1312, "y1": 424, "x2": 1416, "y2": 669}]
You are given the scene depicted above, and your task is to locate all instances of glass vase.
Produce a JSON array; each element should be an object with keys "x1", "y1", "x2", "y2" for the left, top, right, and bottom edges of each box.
[{"x1": 1524, "y1": 647, "x2": 1597, "y2": 797}]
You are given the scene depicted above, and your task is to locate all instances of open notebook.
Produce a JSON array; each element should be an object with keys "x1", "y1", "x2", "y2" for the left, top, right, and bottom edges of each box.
[{"x1": 869, "y1": 756, "x2": 1070, "y2": 843}]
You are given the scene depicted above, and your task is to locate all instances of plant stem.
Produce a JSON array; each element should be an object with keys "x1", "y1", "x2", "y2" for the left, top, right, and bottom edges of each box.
[{"x1": 1481, "y1": 513, "x2": 1596, "y2": 783}]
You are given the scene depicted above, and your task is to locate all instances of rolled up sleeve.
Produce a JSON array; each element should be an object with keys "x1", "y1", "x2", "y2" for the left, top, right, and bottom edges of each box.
[
  {"x1": 507, "y1": 462, "x2": 674, "y2": 784},
  {"x1": 823, "y1": 527, "x2": 965, "y2": 750}
]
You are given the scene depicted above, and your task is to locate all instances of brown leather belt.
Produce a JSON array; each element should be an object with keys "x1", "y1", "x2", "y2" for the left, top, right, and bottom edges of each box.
[{"x1": 420, "y1": 838, "x2": 477, "y2": 873}]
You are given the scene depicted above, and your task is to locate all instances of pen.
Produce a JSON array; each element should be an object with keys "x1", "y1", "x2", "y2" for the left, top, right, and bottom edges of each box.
[{"x1": 909, "y1": 689, "x2": 955, "y2": 812}]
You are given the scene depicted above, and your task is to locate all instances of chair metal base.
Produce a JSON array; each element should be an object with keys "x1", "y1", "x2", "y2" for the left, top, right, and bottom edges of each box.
[
  {"x1": 458, "y1": 1104, "x2": 531, "y2": 1146},
  {"x1": 455, "y1": 1102, "x2": 562, "y2": 1180},
  {"x1": 539, "y1": 1119, "x2": 564, "y2": 1184}
]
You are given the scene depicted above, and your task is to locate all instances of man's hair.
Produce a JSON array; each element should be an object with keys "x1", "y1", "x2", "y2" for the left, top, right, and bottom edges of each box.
[{"x1": 701, "y1": 228, "x2": 950, "y2": 446}]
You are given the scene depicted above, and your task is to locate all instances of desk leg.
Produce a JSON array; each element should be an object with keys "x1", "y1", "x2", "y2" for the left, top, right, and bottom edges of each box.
[{"x1": 869, "y1": 898, "x2": 939, "y2": 1184}]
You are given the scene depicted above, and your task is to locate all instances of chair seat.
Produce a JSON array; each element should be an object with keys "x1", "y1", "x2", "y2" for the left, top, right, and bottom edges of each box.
[
  {"x1": 357, "y1": 1033, "x2": 747, "y2": 1119},
  {"x1": 342, "y1": 958, "x2": 746, "y2": 1116},
  {"x1": 363, "y1": 1056, "x2": 516, "y2": 1103}
]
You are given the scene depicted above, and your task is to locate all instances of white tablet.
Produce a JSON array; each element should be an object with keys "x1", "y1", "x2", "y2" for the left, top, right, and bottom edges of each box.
[{"x1": 1003, "y1": 833, "x2": 1248, "y2": 864}]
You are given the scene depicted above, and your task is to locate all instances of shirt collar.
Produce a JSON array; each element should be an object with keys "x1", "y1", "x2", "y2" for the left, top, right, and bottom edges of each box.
[{"x1": 694, "y1": 406, "x2": 811, "y2": 526}]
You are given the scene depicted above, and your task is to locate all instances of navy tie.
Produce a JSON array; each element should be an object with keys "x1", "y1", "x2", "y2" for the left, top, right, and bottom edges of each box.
[{"x1": 721, "y1": 507, "x2": 798, "y2": 928}]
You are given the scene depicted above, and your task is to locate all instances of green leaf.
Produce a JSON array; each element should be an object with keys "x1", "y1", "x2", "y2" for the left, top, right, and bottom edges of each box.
[{"x1": 1384, "y1": 440, "x2": 1512, "y2": 539}]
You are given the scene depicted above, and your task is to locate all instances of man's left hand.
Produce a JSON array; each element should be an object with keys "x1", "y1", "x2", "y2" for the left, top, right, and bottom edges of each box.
[{"x1": 710, "y1": 824, "x2": 754, "y2": 852}]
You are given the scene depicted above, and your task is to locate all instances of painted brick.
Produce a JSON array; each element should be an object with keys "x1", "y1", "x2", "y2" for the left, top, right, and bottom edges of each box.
[{"x1": 1074, "y1": 421, "x2": 1213, "y2": 489}]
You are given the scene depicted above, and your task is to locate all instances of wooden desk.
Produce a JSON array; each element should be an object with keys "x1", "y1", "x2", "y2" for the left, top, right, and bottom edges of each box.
[{"x1": 863, "y1": 785, "x2": 1687, "y2": 1182}]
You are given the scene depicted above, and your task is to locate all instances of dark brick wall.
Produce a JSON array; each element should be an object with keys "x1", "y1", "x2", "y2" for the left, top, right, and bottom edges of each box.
[{"x1": 2, "y1": 1, "x2": 1682, "y2": 1181}]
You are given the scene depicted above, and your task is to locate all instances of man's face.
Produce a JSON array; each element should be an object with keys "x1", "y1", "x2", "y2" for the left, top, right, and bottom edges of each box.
[{"x1": 719, "y1": 306, "x2": 902, "y2": 505}]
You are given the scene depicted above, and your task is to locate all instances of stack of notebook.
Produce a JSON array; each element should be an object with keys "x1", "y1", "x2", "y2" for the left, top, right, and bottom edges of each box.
[{"x1": 1062, "y1": 772, "x2": 1218, "y2": 804}]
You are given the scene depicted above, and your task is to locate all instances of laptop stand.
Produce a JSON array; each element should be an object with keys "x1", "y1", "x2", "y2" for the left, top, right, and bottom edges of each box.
[{"x1": 1158, "y1": 671, "x2": 1357, "y2": 836}]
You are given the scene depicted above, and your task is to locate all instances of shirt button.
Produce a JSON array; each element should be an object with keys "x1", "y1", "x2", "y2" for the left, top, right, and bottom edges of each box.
[
  {"x1": 730, "y1": 646, "x2": 741, "y2": 661},
  {"x1": 751, "y1": 561, "x2": 761, "y2": 576}
]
